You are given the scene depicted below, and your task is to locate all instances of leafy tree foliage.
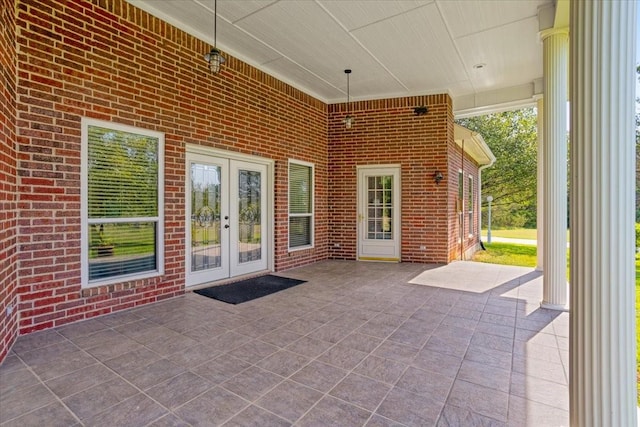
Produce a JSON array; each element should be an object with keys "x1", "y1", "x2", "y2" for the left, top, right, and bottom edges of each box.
[
  {"x1": 456, "y1": 65, "x2": 639, "y2": 228},
  {"x1": 88, "y1": 127, "x2": 158, "y2": 219},
  {"x1": 456, "y1": 108, "x2": 538, "y2": 228}
]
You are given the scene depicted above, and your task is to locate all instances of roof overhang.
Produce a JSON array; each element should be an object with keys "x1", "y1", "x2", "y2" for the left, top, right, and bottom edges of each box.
[{"x1": 454, "y1": 124, "x2": 496, "y2": 167}]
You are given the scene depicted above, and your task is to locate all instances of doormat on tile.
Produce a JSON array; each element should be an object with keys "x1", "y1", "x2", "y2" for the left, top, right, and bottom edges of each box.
[{"x1": 193, "y1": 275, "x2": 307, "y2": 304}]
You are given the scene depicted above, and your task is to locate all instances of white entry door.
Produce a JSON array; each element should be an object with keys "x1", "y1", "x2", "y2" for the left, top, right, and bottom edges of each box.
[
  {"x1": 357, "y1": 166, "x2": 401, "y2": 261},
  {"x1": 186, "y1": 153, "x2": 268, "y2": 286}
]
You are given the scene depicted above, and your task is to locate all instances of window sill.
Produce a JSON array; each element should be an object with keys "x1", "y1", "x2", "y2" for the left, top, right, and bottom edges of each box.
[{"x1": 288, "y1": 245, "x2": 314, "y2": 253}]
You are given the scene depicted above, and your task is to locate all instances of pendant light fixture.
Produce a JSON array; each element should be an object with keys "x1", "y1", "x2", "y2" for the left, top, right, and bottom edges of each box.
[
  {"x1": 343, "y1": 69, "x2": 353, "y2": 129},
  {"x1": 204, "y1": 0, "x2": 225, "y2": 74}
]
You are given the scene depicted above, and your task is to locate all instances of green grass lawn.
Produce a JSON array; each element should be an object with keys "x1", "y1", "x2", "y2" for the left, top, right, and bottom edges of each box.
[
  {"x1": 481, "y1": 228, "x2": 538, "y2": 240},
  {"x1": 90, "y1": 223, "x2": 155, "y2": 258},
  {"x1": 636, "y1": 253, "x2": 640, "y2": 398},
  {"x1": 472, "y1": 242, "x2": 537, "y2": 266},
  {"x1": 481, "y1": 228, "x2": 570, "y2": 241},
  {"x1": 473, "y1": 242, "x2": 640, "y2": 404}
]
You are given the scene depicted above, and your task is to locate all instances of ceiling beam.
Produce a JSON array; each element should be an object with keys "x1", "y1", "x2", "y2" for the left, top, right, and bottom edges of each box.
[{"x1": 453, "y1": 79, "x2": 542, "y2": 118}]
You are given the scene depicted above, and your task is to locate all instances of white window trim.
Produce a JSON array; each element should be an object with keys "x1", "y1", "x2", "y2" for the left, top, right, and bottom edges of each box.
[
  {"x1": 80, "y1": 118, "x2": 165, "y2": 288},
  {"x1": 288, "y1": 159, "x2": 314, "y2": 251}
]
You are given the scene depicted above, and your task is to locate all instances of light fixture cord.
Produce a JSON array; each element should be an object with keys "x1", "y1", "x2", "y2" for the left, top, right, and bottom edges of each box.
[{"x1": 347, "y1": 72, "x2": 350, "y2": 114}]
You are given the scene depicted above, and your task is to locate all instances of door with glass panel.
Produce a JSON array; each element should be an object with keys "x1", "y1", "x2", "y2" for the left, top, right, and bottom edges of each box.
[
  {"x1": 357, "y1": 166, "x2": 401, "y2": 261},
  {"x1": 186, "y1": 154, "x2": 267, "y2": 286},
  {"x1": 229, "y1": 161, "x2": 267, "y2": 277}
]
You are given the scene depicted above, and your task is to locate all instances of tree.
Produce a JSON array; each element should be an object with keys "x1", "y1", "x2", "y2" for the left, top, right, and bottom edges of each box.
[
  {"x1": 456, "y1": 108, "x2": 538, "y2": 228},
  {"x1": 88, "y1": 128, "x2": 158, "y2": 219},
  {"x1": 456, "y1": 64, "x2": 638, "y2": 228}
]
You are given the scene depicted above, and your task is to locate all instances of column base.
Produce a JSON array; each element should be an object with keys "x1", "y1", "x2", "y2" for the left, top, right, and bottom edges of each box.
[{"x1": 540, "y1": 301, "x2": 569, "y2": 312}]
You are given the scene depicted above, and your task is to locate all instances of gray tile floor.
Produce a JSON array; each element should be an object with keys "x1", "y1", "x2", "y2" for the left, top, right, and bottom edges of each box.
[{"x1": 0, "y1": 260, "x2": 569, "y2": 426}]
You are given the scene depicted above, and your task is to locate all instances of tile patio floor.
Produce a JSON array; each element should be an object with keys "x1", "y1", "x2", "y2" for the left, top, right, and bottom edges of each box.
[{"x1": 0, "y1": 260, "x2": 569, "y2": 426}]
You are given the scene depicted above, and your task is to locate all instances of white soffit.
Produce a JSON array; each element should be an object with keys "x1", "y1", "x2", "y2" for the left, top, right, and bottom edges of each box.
[
  {"x1": 319, "y1": 1, "x2": 430, "y2": 32},
  {"x1": 439, "y1": 0, "x2": 544, "y2": 38},
  {"x1": 455, "y1": 17, "x2": 542, "y2": 91},
  {"x1": 264, "y1": 56, "x2": 346, "y2": 100},
  {"x1": 351, "y1": 2, "x2": 468, "y2": 92},
  {"x1": 129, "y1": 0, "x2": 552, "y2": 109},
  {"x1": 231, "y1": 1, "x2": 399, "y2": 94}
]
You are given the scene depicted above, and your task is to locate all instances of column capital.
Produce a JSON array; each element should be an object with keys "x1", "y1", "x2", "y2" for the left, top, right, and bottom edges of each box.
[{"x1": 539, "y1": 27, "x2": 569, "y2": 42}]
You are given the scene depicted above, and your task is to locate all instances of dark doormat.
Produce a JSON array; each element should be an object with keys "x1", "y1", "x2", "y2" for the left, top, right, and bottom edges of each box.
[{"x1": 193, "y1": 275, "x2": 307, "y2": 304}]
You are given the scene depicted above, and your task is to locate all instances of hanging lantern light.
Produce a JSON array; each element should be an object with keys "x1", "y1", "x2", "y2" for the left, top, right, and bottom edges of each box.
[
  {"x1": 343, "y1": 69, "x2": 353, "y2": 129},
  {"x1": 204, "y1": 0, "x2": 225, "y2": 74}
]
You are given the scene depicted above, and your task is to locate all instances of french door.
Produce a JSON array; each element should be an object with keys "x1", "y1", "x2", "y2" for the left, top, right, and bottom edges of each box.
[
  {"x1": 186, "y1": 153, "x2": 268, "y2": 286},
  {"x1": 357, "y1": 166, "x2": 401, "y2": 261}
]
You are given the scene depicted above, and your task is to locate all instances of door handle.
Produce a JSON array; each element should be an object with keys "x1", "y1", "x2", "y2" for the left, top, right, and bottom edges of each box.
[{"x1": 224, "y1": 224, "x2": 230, "y2": 229}]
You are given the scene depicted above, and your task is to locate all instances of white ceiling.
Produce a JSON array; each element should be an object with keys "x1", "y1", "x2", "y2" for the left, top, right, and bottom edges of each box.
[{"x1": 130, "y1": 0, "x2": 551, "y2": 110}]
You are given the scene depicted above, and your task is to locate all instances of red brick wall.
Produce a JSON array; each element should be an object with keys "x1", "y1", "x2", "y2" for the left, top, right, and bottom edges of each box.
[
  {"x1": 13, "y1": 0, "x2": 328, "y2": 336},
  {"x1": 447, "y1": 136, "x2": 481, "y2": 262},
  {"x1": 2, "y1": 0, "x2": 481, "y2": 358},
  {"x1": 328, "y1": 96, "x2": 452, "y2": 263},
  {"x1": 0, "y1": 0, "x2": 19, "y2": 363}
]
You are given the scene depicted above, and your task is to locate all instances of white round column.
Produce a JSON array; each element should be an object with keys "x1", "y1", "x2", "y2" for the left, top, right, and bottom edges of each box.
[
  {"x1": 541, "y1": 28, "x2": 569, "y2": 310},
  {"x1": 536, "y1": 97, "x2": 544, "y2": 272},
  {"x1": 569, "y1": 1, "x2": 637, "y2": 425}
]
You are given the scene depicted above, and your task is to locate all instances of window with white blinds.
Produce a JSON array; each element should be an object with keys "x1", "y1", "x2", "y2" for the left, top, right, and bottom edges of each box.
[
  {"x1": 468, "y1": 175, "x2": 474, "y2": 237},
  {"x1": 288, "y1": 160, "x2": 314, "y2": 249},
  {"x1": 81, "y1": 118, "x2": 164, "y2": 287}
]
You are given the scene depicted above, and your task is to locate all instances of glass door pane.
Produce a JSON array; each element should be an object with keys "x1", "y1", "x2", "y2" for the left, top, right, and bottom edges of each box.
[
  {"x1": 190, "y1": 162, "x2": 222, "y2": 272},
  {"x1": 237, "y1": 169, "x2": 262, "y2": 264},
  {"x1": 366, "y1": 175, "x2": 393, "y2": 240}
]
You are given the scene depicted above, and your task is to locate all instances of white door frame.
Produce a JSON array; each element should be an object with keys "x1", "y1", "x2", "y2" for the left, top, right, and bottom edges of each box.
[
  {"x1": 357, "y1": 165, "x2": 401, "y2": 262},
  {"x1": 185, "y1": 145, "x2": 274, "y2": 287}
]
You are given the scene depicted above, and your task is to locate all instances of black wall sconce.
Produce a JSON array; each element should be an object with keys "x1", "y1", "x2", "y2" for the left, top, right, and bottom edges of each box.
[
  {"x1": 433, "y1": 170, "x2": 444, "y2": 184},
  {"x1": 414, "y1": 106, "x2": 428, "y2": 116}
]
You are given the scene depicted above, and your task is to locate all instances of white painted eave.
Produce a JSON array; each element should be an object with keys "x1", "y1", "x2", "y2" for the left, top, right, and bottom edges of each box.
[{"x1": 454, "y1": 124, "x2": 496, "y2": 167}]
